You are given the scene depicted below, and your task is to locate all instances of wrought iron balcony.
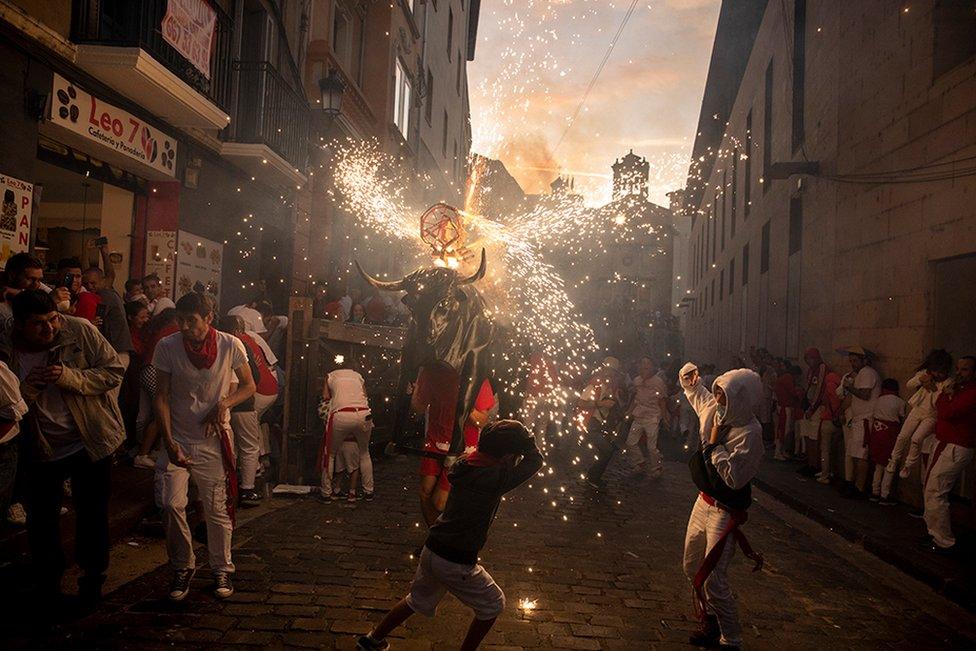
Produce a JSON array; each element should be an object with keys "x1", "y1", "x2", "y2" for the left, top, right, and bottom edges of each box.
[
  {"x1": 222, "y1": 61, "x2": 310, "y2": 185},
  {"x1": 72, "y1": 0, "x2": 233, "y2": 115}
]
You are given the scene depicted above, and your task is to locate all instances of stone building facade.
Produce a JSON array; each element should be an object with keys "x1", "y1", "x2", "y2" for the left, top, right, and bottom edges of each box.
[{"x1": 679, "y1": 0, "x2": 976, "y2": 385}]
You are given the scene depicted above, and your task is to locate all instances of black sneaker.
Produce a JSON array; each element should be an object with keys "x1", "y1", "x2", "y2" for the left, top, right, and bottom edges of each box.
[
  {"x1": 239, "y1": 489, "x2": 262, "y2": 506},
  {"x1": 168, "y1": 568, "x2": 195, "y2": 602},
  {"x1": 356, "y1": 635, "x2": 390, "y2": 651},
  {"x1": 689, "y1": 614, "x2": 720, "y2": 647},
  {"x1": 364, "y1": 492, "x2": 374, "y2": 502},
  {"x1": 908, "y1": 509, "x2": 925, "y2": 519},
  {"x1": 878, "y1": 498, "x2": 897, "y2": 506},
  {"x1": 213, "y1": 571, "x2": 234, "y2": 599}
]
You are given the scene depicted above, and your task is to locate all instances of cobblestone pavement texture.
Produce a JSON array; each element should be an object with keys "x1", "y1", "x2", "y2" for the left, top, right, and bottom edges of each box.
[{"x1": 9, "y1": 448, "x2": 976, "y2": 650}]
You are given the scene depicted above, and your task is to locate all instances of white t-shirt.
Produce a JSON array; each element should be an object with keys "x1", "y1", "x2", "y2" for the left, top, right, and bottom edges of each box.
[
  {"x1": 327, "y1": 369, "x2": 369, "y2": 410},
  {"x1": 229, "y1": 305, "x2": 266, "y2": 334},
  {"x1": 631, "y1": 373, "x2": 667, "y2": 420},
  {"x1": 0, "y1": 361, "x2": 28, "y2": 445},
  {"x1": 15, "y1": 350, "x2": 83, "y2": 459},
  {"x1": 873, "y1": 393, "x2": 906, "y2": 423},
  {"x1": 152, "y1": 330, "x2": 248, "y2": 440},
  {"x1": 844, "y1": 365, "x2": 881, "y2": 421},
  {"x1": 246, "y1": 330, "x2": 278, "y2": 366},
  {"x1": 149, "y1": 296, "x2": 176, "y2": 316}
]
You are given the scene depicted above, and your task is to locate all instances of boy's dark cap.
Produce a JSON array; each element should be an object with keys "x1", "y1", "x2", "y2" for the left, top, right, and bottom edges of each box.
[{"x1": 477, "y1": 419, "x2": 530, "y2": 457}]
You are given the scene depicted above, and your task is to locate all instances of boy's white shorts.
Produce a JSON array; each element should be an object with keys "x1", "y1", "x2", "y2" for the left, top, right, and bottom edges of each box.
[{"x1": 406, "y1": 547, "x2": 505, "y2": 620}]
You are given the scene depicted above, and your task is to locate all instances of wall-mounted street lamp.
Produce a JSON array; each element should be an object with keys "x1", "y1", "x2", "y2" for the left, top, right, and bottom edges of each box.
[{"x1": 319, "y1": 68, "x2": 346, "y2": 116}]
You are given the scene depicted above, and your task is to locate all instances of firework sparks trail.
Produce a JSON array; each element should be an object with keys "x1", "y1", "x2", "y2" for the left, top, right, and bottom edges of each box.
[{"x1": 331, "y1": 140, "x2": 600, "y2": 415}]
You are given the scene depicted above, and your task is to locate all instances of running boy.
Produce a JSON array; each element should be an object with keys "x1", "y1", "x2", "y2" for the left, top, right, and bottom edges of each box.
[{"x1": 357, "y1": 420, "x2": 543, "y2": 651}]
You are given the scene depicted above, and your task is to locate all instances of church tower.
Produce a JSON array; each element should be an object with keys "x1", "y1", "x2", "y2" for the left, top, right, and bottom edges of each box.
[{"x1": 611, "y1": 150, "x2": 649, "y2": 201}]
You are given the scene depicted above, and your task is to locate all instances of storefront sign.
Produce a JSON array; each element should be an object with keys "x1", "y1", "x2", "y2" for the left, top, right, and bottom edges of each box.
[
  {"x1": 176, "y1": 230, "x2": 223, "y2": 306},
  {"x1": 0, "y1": 173, "x2": 33, "y2": 268},
  {"x1": 145, "y1": 230, "x2": 178, "y2": 299},
  {"x1": 50, "y1": 74, "x2": 177, "y2": 178},
  {"x1": 161, "y1": 0, "x2": 217, "y2": 79}
]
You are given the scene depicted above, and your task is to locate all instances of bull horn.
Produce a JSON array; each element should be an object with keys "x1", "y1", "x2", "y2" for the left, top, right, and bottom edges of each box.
[
  {"x1": 354, "y1": 260, "x2": 405, "y2": 291},
  {"x1": 458, "y1": 249, "x2": 487, "y2": 285}
]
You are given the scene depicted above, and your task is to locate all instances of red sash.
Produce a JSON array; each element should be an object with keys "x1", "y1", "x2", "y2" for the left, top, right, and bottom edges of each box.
[
  {"x1": 217, "y1": 425, "x2": 238, "y2": 526},
  {"x1": 317, "y1": 407, "x2": 369, "y2": 471},
  {"x1": 692, "y1": 492, "x2": 764, "y2": 620}
]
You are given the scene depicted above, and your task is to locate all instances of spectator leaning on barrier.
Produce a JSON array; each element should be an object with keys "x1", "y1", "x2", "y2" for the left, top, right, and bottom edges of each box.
[{"x1": 2, "y1": 289, "x2": 125, "y2": 607}]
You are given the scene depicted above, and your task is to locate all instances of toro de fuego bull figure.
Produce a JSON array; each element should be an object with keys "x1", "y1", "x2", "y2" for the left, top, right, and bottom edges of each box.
[{"x1": 355, "y1": 249, "x2": 495, "y2": 454}]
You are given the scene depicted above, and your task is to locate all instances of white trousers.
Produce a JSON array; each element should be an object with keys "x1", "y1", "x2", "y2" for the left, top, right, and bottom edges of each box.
[
  {"x1": 683, "y1": 495, "x2": 741, "y2": 646},
  {"x1": 923, "y1": 442, "x2": 974, "y2": 548},
  {"x1": 254, "y1": 392, "x2": 276, "y2": 458},
  {"x1": 625, "y1": 415, "x2": 662, "y2": 475},
  {"x1": 231, "y1": 411, "x2": 262, "y2": 490},
  {"x1": 320, "y1": 411, "x2": 374, "y2": 496},
  {"x1": 881, "y1": 409, "x2": 935, "y2": 498},
  {"x1": 156, "y1": 437, "x2": 235, "y2": 574}
]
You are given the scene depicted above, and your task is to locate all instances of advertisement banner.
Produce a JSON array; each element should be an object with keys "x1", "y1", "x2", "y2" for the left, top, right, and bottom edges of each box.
[
  {"x1": 0, "y1": 173, "x2": 33, "y2": 269},
  {"x1": 145, "y1": 230, "x2": 178, "y2": 299},
  {"x1": 176, "y1": 230, "x2": 223, "y2": 306},
  {"x1": 161, "y1": 0, "x2": 217, "y2": 79},
  {"x1": 50, "y1": 74, "x2": 177, "y2": 178}
]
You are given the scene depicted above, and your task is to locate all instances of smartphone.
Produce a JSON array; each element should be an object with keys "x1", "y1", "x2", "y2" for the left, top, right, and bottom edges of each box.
[
  {"x1": 62, "y1": 271, "x2": 74, "y2": 289},
  {"x1": 95, "y1": 303, "x2": 108, "y2": 319}
]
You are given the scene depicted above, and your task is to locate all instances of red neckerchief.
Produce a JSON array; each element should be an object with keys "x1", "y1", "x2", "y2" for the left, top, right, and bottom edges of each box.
[
  {"x1": 183, "y1": 327, "x2": 218, "y2": 369},
  {"x1": 464, "y1": 450, "x2": 503, "y2": 467}
]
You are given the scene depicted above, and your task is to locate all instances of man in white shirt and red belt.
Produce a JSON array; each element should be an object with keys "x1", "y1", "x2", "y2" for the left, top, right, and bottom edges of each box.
[
  {"x1": 153, "y1": 293, "x2": 255, "y2": 602},
  {"x1": 922, "y1": 355, "x2": 976, "y2": 555},
  {"x1": 680, "y1": 362, "x2": 765, "y2": 651},
  {"x1": 319, "y1": 363, "x2": 374, "y2": 501},
  {"x1": 836, "y1": 347, "x2": 881, "y2": 498},
  {"x1": 625, "y1": 356, "x2": 669, "y2": 478}
]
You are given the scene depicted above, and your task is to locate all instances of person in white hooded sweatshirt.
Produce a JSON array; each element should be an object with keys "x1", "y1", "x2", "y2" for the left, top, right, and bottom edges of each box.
[{"x1": 680, "y1": 362, "x2": 765, "y2": 651}]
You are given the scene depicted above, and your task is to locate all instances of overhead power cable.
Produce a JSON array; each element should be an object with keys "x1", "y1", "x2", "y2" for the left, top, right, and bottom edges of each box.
[{"x1": 552, "y1": 0, "x2": 641, "y2": 154}]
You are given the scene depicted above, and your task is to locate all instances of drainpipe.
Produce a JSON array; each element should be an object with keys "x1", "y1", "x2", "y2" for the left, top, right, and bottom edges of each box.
[
  {"x1": 227, "y1": 0, "x2": 245, "y2": 139},
  {"x1": 413, "y1": 0, "x2": 428, "y2": 175}
]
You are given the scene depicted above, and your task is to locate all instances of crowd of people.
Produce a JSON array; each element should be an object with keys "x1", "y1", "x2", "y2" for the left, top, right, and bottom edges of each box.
[
  {"x1": 0, "y1": 245, "x2": 291, "y2": 608},
  {"x1": 1, "y1": 242, "x2": 972, "y2": 649}
]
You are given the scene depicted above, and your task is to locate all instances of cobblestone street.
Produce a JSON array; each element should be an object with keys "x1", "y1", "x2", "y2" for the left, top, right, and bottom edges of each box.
[{"x1": 10, "y1": 450, "x2": 976, "y2": 650}]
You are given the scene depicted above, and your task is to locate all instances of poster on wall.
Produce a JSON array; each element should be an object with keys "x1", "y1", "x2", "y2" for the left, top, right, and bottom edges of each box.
[
  {"x1": 50, "y1": 74, "x2": 177, "y2": 178},
  {"x1": 161, "y1": 0, "x2": 217, "y2": 79},
  {"x1": 145, "y1": 230, "x2": 177, "y2": 299},
  {"x1": 0, "y1": 173, "x2": 33, "y2": 269},
  {"x1": 176, "y1": 230, "x2": 222, "y2": 307}
]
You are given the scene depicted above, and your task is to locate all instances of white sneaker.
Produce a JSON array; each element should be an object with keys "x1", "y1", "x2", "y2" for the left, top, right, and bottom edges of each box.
[
  {"x1": 7, "y1": 502, "x2": 26, "y2": 525},
  {"x1": 133, "y1": 454, "x2": 156, "y2": 470}
]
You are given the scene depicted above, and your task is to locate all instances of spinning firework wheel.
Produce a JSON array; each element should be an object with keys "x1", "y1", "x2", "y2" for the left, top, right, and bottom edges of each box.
[{"x1": 420, "y1": 202, "x2": 470, "y2": 266}]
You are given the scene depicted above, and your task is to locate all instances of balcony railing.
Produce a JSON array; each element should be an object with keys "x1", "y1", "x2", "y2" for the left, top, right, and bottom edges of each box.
[
  {"x1": 72, "y1": 0, "x2": 233, "y2": 111},
  {"x1": 228, "y1": 61, "x2": 310, "y2": 172}
]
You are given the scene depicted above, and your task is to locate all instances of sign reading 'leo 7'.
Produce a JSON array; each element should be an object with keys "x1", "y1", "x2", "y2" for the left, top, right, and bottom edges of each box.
[{"x1": 49, "y1": 73, "x2": 177, "y2": 178}]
